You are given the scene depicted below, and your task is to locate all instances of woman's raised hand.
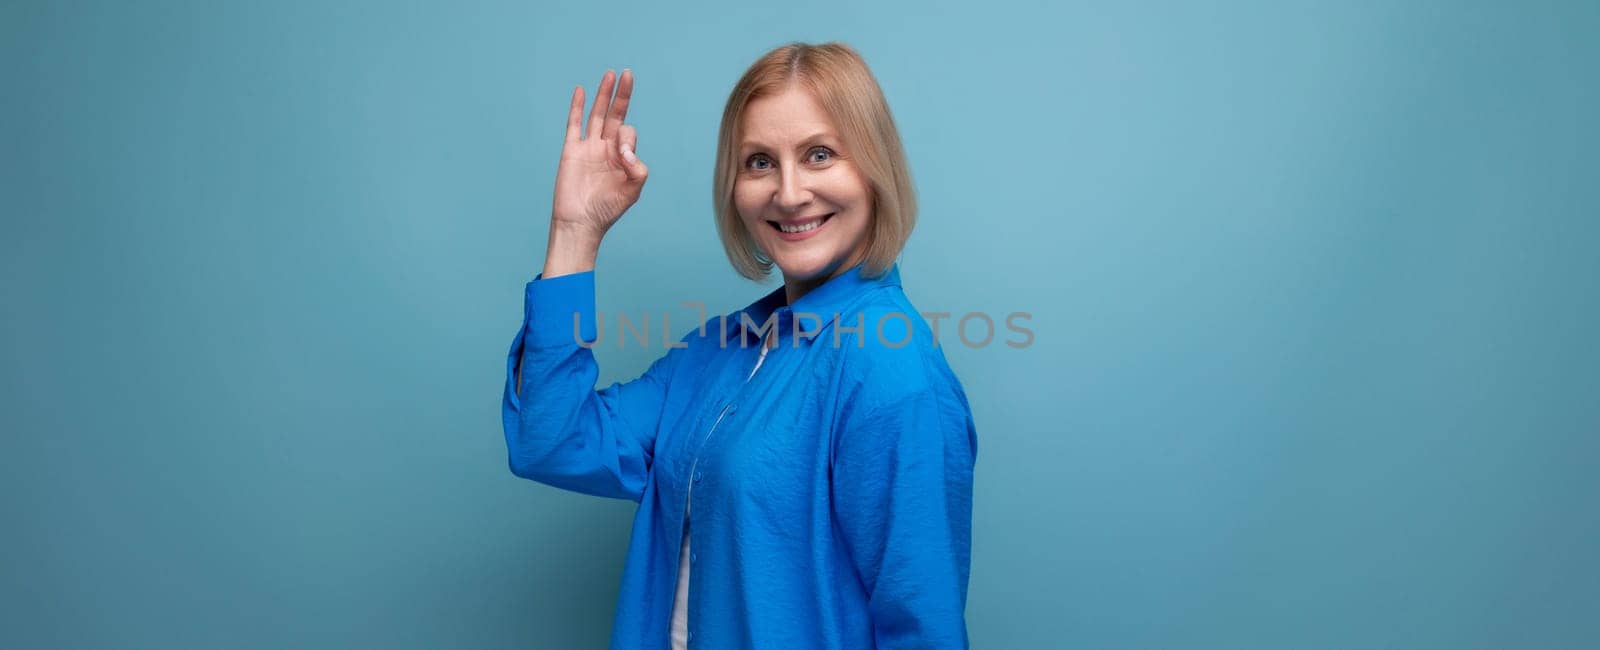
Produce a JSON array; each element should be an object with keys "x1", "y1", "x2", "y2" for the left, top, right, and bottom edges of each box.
[{"x1": 549, "y1": 68, "x2": 649, "y2": 241}]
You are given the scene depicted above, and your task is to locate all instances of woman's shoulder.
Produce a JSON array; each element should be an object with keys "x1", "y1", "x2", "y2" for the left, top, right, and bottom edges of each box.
[{"x1": 829, "y1": 286, "x2": 969, "y2": 414}]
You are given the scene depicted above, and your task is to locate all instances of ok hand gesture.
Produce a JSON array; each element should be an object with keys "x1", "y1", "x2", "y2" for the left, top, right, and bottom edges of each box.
[{"x1": 549, "y1": 69, "x2": 649, "y2": 240}]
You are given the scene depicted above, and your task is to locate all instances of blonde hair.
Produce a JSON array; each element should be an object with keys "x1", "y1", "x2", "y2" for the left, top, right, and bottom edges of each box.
[{"x1": 712, "y1": 41, "x2": 917, "y2": 281}]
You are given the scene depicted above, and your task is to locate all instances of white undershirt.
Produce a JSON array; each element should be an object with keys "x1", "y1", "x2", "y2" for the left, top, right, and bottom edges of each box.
[{"x1": 670, "y1": 333, "x2": 773, "y2": 649}]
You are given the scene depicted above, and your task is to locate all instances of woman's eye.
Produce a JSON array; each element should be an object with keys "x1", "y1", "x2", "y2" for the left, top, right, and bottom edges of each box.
[{"x1": 745, "y1": 148, "x2": 832, "y2": 171}]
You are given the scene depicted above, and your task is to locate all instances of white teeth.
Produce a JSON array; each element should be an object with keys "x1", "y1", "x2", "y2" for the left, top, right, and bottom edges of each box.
[{"x1": 779, "y1": 215, "x2": 828, "y2": 234}]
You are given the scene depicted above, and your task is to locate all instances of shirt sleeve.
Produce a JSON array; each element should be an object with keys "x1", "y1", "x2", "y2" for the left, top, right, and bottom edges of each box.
[
  {"x1": 501, "y1": 270, "x2": 690, "y2": 503},
  {"x1": 831, "y1": 385, "x2": 978, "y2": 649}
]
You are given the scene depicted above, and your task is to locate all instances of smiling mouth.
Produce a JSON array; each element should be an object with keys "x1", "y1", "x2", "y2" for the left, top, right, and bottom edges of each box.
[{"x1": 767, "y1": 213, "x2": 835, "y2": 234}]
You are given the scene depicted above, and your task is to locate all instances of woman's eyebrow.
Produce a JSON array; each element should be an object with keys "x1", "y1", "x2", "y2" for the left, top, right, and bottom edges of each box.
[{"x1": 740, "y1": 132, "x2": 836, "y2": 151}]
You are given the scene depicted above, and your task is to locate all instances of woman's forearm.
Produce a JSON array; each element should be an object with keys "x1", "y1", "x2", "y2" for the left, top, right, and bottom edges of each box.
[
  {"x1": 502, "y1": 267, "x2": 683, "y2": 502},
  {"x1": 543, "y1": 219, "x2": 604, "y2": 278}
]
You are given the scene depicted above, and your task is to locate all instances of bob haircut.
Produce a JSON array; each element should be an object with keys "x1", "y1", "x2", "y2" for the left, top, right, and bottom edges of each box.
[{"x1": 712, "y1": 41, "x2": 917, "y2": 281}]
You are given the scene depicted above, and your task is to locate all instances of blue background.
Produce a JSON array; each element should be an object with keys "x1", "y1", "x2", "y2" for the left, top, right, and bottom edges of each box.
[{"x1": 4, "y1": 0, "x2": 1596, "y2": 647}]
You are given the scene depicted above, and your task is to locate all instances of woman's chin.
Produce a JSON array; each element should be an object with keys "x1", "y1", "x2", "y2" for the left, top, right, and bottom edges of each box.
[{"x1": 773, "y1": 255, "x2": 845, "y2": 284}]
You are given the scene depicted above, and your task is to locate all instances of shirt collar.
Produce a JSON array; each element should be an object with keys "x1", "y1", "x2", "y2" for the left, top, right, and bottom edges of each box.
[{"x1": 724, "y1": 262, "x2": 901, "y2": 346}]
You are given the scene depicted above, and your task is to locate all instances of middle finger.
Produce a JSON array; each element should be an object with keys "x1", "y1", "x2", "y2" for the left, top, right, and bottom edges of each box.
[
  {"x1": 586, "y1": 69, "x2": 616, "y2": 140},
  {"x1": 601, "y1": 68, "x2": 634, "y2": 142}
]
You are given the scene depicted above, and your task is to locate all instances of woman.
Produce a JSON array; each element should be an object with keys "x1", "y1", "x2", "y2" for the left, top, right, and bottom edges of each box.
[{"x1": 502, "y1": 42, "x2": 977, "y2": 649}]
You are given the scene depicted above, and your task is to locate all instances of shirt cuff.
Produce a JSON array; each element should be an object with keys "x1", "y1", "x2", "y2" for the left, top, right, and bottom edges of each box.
[{"x1": 525, "y1": 270, "x2": 598, "y2": 348}]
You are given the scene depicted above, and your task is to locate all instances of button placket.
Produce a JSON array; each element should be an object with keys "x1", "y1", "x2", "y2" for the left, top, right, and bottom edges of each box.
[{"x1": 672, "y1": 336, "x2": 768, "y2": 649}]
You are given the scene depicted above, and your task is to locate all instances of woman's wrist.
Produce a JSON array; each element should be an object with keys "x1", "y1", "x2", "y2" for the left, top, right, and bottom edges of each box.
[{"x1": 542, "y1": 219, "x2": 604, "y2": 278}]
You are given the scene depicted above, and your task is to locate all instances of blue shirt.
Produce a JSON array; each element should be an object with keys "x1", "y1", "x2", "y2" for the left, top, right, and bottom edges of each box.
[{"x1": 501, "y1": 262, "x2": 977, "y2": 649}]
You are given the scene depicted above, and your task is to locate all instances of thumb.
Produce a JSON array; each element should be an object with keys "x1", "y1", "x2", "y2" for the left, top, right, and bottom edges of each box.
[
  {"x1": 619, "y1": 125, "x2": 648, "y2": 183},
  {"x1": 619, "y1": 142, "x2": 648, "y2": 182}
]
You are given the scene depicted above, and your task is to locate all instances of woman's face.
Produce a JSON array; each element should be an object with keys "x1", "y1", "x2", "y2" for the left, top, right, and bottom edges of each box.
[{"x1": 734, "y1": 86, "x2": 873, "y2": 297}]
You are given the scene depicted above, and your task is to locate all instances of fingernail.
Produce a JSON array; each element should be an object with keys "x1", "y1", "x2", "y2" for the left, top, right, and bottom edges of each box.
[{"x1": 621, "y1": 144, "x2": 636, "y2": 163}]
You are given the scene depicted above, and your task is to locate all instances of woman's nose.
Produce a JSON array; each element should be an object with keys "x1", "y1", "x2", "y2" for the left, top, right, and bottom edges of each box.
[{"x1": 776, "y1": 167, "x2": 813, "y2": 210}]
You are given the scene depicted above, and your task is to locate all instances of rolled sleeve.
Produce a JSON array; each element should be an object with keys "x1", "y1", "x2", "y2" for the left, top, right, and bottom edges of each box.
[{"x1": 525, "y1": 270, "x2": 598, "y2": 349}]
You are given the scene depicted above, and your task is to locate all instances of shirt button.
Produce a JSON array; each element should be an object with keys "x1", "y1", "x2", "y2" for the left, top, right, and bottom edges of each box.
[
  {"x1": 693, "y1": 471, "x2": 703, "y2": 483},
  {"x1": 690, "y1": 552, "x2": 697, "y2": 563}
]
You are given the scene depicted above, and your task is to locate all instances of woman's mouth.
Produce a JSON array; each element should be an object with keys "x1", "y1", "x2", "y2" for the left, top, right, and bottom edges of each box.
[{"x1": 767, "y1": 213, "x2": 835, "y2": 241}]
